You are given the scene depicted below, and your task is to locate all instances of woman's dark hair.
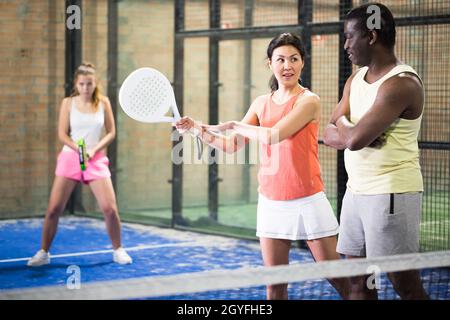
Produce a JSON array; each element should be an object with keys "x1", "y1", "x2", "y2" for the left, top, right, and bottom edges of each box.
[
  {"x1": 345, "y1": 2, "x2": 396, "y2": 49},
  {"x1": 267, "y1": 33, "x2": 306, "y2": 91}
]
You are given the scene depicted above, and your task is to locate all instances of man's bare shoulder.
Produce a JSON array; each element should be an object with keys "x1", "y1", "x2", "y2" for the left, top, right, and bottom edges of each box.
[
  {"x1": 375, "y1": 73, "x2": 422, "y2": 109},
  {"x1": 383, "y1": 72, "x2": 423, "y2": 94}
]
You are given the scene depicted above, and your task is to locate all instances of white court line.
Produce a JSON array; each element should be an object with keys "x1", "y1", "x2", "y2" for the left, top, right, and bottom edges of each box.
[{"x1": 0, "y1": 240, "x2": 216, "y2": 264}]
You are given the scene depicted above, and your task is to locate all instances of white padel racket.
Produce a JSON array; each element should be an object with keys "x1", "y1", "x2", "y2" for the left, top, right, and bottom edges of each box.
[{"x1": 119, "y1": 67, "x2": 203, "y2": 158}]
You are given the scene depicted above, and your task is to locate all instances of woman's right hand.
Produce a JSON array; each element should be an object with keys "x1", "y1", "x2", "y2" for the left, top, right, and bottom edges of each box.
[{"x1": 175, "y1": 116, "x2": 196, "y2": 133}]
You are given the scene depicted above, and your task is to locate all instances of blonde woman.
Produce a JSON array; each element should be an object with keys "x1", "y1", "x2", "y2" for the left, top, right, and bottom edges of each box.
[{"x1": 28, "y1": 63, "x2": 132, "y2": 266}]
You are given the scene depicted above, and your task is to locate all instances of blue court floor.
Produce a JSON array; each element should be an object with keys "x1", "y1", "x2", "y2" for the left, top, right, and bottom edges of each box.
[{"x1": 0, "y1": 217, "x2": 448, "y2": 299}]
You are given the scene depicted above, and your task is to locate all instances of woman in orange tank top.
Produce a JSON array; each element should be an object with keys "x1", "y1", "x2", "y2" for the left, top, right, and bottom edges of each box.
[{"x1": 176, "y1": 33, "x2": 349, "y2": 300}]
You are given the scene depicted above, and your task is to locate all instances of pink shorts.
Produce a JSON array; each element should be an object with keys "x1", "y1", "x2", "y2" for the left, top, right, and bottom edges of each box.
[{"x1": 55, "y1": 149, "x2": 111, "y2": 184}]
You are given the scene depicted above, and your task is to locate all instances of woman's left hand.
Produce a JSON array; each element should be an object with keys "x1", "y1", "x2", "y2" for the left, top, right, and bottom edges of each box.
[
  {"x1": 87, "y1": 149, "x2": 96, "y2": 160},
  {"x1": 206, "y1": 121, "x2": 236, "y2": 132}
]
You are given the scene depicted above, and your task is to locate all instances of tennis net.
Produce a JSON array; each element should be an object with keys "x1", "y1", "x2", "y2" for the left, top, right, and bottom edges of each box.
[{"x1": 1, "y1": 250, "x2": 449, "y2": 300}]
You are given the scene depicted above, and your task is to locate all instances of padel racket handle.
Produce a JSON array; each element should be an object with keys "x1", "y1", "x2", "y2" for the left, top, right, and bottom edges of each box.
[{"x1": 77, "y1": 138, "x2": 87, "y2": 171}]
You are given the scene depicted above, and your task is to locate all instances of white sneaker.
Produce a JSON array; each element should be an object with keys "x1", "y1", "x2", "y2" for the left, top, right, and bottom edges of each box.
[
  {"x1": 27, "y1": 249, "x2": 50, "y2": 267},
  {"x1": 113, "y1": 247, "x2": 132, "y2": 265}
]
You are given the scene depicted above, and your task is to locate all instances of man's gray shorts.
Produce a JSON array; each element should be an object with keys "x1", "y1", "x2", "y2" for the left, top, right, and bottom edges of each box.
[{"x1": 337, "y1": 189, "x2": 422, "y2": 258}]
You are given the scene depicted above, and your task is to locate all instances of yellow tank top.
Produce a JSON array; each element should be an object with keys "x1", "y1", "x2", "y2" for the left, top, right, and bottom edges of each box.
[{"x1": 345, "y1": 64, "x2": 424, "y2": 194}]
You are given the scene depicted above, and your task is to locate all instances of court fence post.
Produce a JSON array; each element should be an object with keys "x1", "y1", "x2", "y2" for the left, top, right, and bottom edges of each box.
[
  {"x1": 172, "y1": 0, "x2": 187, "y2": 227},
  {"x1": 337, "y1": 0, "x2": 352, "y2": 220},
  {"x1": 107, "y1": 0, "x2": 119, "y2": 192},
  {"x1": 208, "y1": 0, "x2": 221, "y2": 221},
  {"x1": 64, "y1": 0, "x2": 83, "y2": 215}
]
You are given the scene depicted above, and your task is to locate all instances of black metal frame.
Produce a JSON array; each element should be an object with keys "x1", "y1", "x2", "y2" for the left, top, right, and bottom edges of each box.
[
  {"x1": 172, "y1": 0, "x2": 185, "y2": 226},
  {"x1": 65, "y1": 0, "x2": 82, "y2": 214},
  {"x1": 242, "y1": 0, "x2": 254, "y2": 204},
  {"x1": 208, "y1": 0, "x2": 221, "y2": 221},
  {"x1": 107, "y1": 0, "x2": 118, "y2": 190},
  {"x1": 337, "y1": 0, "x2": 352, "y2": 217},
  {"x1": 63, "y1": 1, "x2": 450, "y2": 234},
  {"x1": 172, "y1": 0, "x2": 450, "y2": 225},
  {"x1": 171, "y1": 0, "x2": 328, "y2": 222}
]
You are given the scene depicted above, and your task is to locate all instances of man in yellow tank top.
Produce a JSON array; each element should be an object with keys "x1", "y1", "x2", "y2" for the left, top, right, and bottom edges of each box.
[{"x1": 323, "y1": 3, "x2": 428, "y2": 299}]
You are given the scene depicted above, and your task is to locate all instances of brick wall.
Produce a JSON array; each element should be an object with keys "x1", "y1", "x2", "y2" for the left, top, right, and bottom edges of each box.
[{"x1": 0, "y1": 0, "x2": 65, "y2": 218}]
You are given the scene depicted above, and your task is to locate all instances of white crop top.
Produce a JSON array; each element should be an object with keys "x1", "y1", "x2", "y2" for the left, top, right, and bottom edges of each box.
[{"x1": 62, "y1": 97, "x2": 105, "y2": 151}]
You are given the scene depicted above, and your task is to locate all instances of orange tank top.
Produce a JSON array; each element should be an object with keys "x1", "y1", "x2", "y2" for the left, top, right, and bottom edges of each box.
[{"x1": 256, "y1": 91, "x2": 324, "y2": 200}]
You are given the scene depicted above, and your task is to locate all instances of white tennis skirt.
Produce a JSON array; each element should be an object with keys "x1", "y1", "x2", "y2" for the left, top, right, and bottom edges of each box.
[{"x1": 256, "y1": 191, "x2": 339, "y2": 241}]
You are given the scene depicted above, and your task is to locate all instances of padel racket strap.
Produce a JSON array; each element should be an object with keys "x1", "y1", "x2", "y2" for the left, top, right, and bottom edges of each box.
[{"x1": 195, "y1": 136, "x2": 203, "y2": 160}]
